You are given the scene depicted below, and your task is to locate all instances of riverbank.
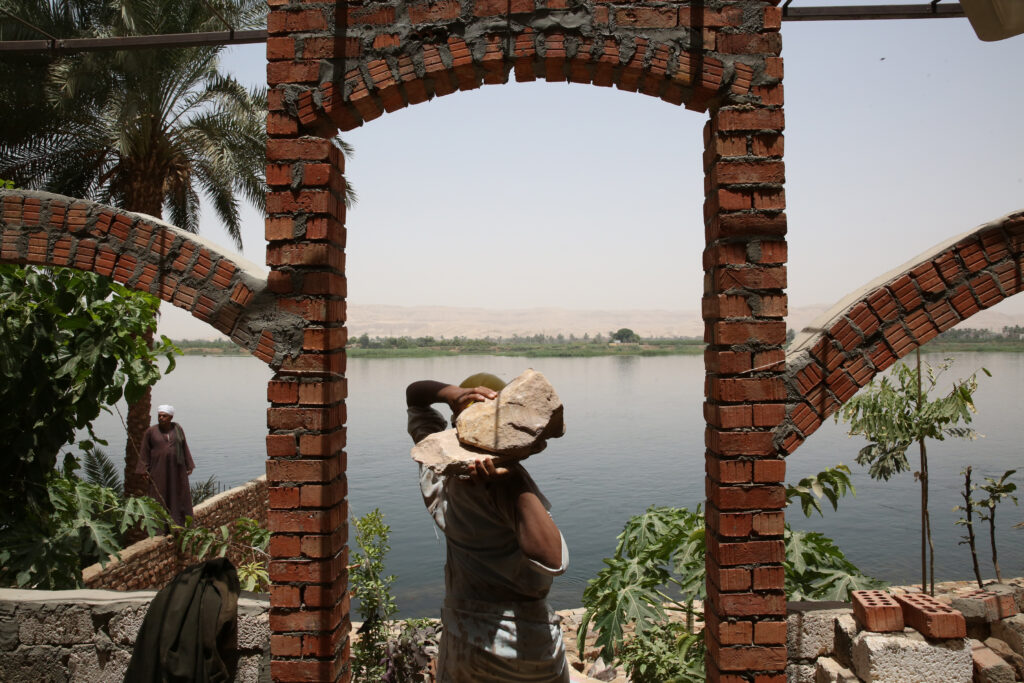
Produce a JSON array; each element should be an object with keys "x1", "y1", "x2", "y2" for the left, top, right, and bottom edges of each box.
[
  {"x1": 173, "y1": 339, "x2": 707, "y2": 357},
  {"x1": 171, "y1": 338, "x2": 1024, "y2": 358}
]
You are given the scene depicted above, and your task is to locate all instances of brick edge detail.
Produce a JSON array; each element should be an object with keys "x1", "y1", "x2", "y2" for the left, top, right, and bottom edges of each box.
[
  {"x1": 779, "y1": 209, "x2": 1024, "y2": 454},
  {"x1": 0, "y1": 190, "x2": 306, "y2": 368}
]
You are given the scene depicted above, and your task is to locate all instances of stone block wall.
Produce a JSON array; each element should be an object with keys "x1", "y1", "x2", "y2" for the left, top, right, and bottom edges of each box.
[
  {"x1": 82, "y1": 477, "x2": 269, "y2": 591},
  {"x1": 0, "y1": 588, "x2": 270, "y2": 683}
]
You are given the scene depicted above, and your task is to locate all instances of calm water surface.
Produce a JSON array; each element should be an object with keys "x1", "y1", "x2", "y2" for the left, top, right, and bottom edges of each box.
[{"x1": 89, "y1": 352, "x2": 1024, "y2": 617}]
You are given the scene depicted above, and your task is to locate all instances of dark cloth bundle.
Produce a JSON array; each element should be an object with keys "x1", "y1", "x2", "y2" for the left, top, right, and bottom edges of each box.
[{"x1": 125, "y1": 558, "x2": 240, "y2": 683}]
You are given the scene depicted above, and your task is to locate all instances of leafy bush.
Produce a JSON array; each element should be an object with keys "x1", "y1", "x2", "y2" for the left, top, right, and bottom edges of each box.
[
  {"x1": 350, "y1": 509, "x2": 398, "y2": 681},
  {"x1": 785, "y1": 464, "x2": 854, "y2": 518},
  {"x1": 381, "y1": 618, "x2": 441, "y2": 683},
  {"x1": 617, "y1": 621, "x2": 704, "y2": 683},
  {"x1": 81, "y1": 447, "x2": 124, "y2": 491},
  {"x1": 190, "y1": 474, "x2": 221, "y2": 505},
  {"x1": 348, "y1": 509, "x2": 441, "y2": 682},
  {"x1": 0, "y1": 456, "x2": 169, "y2": 589},
  {"x1": 174, "y1": 516, "x2": 270, "y2": 592},
  {"x1": 785, "y1": 527, "x2": 883, "y2": 601},
  {"x1": 580, "y1": 464, "x2": 882, "y2": 675},
  {"x1": 579, "y1": 506, "x2": 705, "y2": 664},
  {"x1": 0, "y1": 264, "x2": 176, "y2": 522},
  {"x1": 839, "y1": 355, "x2": 986, "y2": 594}
]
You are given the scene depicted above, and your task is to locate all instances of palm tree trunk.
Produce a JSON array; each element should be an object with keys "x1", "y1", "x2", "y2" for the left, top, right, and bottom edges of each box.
[
  {"x1": 123, "y1": 329, "x2": 152, "y2": 498},
  {"x1": 123, "y1": 177, "x2": 164, "y2": 502}
]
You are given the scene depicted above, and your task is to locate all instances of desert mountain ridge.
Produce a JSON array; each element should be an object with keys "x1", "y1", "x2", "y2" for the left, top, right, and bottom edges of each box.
[
  {"x1": 160, "y1": 302, "x2": 1024, "y2": 341},
  {"x1": 342, "y1": 303, "x2": 1024, "y2": 339}
]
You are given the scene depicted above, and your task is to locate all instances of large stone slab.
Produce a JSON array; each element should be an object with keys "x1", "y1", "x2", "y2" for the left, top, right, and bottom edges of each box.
[
  {"x1": 787, "y1": 604, "x2": 851, "y2": 660},
  {"x1": 786, "y1": 662, "x2": 815, "y2": 683},
  {"x1": 986, "y1": 636, "x2": 1024, "y2": 680},
  {"x1": 833, "y1": 613, "x2": 858, "y2": 669},
  {"x1": 815, "y1": 656, "x2": 858, "y2": 683},
  {"x1": 456, "y1": 369, "x2": 565, "y2": 455},
  {"x1": 971, "y1": 640, "x2": 1016, "y2": 683},
  {"x1": 851, "y1": 630, "x2": 972, "y2": 682},
  {"x1": 992, "y1": 614, "x2": 1024, "y2": 655},
  {"x1": 411, "y1": 428, "x2": 535, "y2": 476},
  {"x1": 18, "y1": 604, "x2": 95, "y2": 646}
]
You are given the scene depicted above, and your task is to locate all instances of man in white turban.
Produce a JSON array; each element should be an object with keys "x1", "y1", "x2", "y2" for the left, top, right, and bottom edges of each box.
[{"x1": 136, "y1": 404, "x2": 196, "y2": 525}]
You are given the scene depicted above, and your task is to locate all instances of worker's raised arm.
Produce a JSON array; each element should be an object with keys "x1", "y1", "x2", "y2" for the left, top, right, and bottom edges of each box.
[
  {"x1": 406, "y1": 380, "x2": 498, "y2": 415},
  {"x1": 514, "y1": 489, "x2": 564, "y2": 571},
  {"x1": 469, "y1": 458, "x2": 565, "y2": 571}
]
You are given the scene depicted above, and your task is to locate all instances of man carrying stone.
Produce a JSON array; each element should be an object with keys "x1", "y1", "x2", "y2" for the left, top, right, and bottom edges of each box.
[
  {"x1": 406, "y1": 371, "x2": 570, "y2": 682},
  {"x1": 137, "y1": 404, "x2": 195, "y2": 526}
]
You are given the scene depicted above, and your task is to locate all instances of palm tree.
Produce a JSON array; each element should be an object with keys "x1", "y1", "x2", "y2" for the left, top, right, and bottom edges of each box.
[{"x1": 2, "y1": 0, "x2": 269, "y2": 499}]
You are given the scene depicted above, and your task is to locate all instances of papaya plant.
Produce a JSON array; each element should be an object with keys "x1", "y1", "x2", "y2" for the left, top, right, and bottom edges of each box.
[{"x1": 579, "y1": 464, "x2": 881, "y2": 679}]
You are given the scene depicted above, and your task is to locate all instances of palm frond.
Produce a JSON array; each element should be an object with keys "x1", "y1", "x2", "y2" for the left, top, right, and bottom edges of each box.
[{"x1": 82, "y1": 447, "x2": 124, "y2": 491}]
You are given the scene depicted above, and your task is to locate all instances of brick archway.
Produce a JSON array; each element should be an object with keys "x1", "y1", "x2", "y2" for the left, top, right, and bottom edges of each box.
[
  {"x1": 268, "y1": 2, "x2": 781, "y2": 134},
  {"x1": 0, "y1": 190, "x2": 305, "y2": 365},
  {"x1": 781, "y1": 209, "x2": 1024, "y2": 453},
  {"x1": 265, "y1": 0, "x2": 787, "y2": 680}
]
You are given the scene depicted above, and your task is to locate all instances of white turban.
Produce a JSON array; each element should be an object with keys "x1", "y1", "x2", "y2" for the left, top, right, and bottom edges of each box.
[{"x1": 157, "y1": 404, "x2": 175, "y2": 417}]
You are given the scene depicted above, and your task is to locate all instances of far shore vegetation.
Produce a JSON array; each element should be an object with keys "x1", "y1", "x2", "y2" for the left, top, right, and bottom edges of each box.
[{"x1": 171, "y1": 325, "x2": 1024, "y2": 358}]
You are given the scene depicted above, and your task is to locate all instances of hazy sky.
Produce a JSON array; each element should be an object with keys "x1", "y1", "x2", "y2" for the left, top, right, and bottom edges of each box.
[{"x1": 161, "y1": 12, "x2": 1024, "y2": 338}]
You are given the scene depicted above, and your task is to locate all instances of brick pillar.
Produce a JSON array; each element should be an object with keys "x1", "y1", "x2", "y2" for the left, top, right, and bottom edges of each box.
[
  {"x1": 265, "y1": 1, "x2": 350, "y2": 680},
  {"x1": 701, "y1": 69, "x2": 788, "y2": 681}
]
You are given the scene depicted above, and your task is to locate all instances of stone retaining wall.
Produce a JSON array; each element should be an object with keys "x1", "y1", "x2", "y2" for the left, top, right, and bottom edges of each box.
[
  {"x1": 82, "y1": 476, "x2": 269, "y2": 590},
  {"x1": 0, "y1": 588, "x2": 270, "y2": 683}
]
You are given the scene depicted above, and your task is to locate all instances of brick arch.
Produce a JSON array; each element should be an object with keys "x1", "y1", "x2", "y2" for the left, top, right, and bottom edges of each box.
[
  {"x1": 0, "y1": 189, "x2": 306, "y2": 367},
  {"x1": 266, "y1": 1, "x2": 789, "y2": 680},
  {"x1": 780, "y1": 209, "x2": 1024, "y2": 455},
  {"x1": 270, "y1": 1, "x2": 783, "y2": 133}
]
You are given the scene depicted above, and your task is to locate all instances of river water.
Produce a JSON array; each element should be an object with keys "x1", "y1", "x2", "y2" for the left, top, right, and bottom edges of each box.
[{"x1": 87, "y1": 352, "x2": 1024, "y2": 617}]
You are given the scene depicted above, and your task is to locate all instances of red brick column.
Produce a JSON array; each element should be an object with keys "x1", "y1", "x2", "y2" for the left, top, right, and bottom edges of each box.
[
  {"x1": 265, "y1": 1, "x2": 350, "y2": 680},
  {"x1": 701, "y1": 62, "x2": 788, "y2": 681}
]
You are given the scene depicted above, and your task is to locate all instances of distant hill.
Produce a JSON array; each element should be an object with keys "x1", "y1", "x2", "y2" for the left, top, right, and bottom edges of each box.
[
  {"x1": 345, "y1": 304, "x2": 705, "y2": 339},
  {"x1": 158, "y1": 302, "x2": 1024, "y2": 341},
  {"x1": 347, "y1": 303, "x2": 1024, "y2": 340}
]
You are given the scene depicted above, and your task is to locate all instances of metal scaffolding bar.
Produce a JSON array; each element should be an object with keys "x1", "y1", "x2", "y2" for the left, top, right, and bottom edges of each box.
[
  {"x1": 0, "y1": 28, "x2": 266, "y2": 54},
  {"x1": 0, "y1": 3, "x2": 967, "y2": 54},
  {"x1": 783, "y1": 2, "x2": 964, "y2": 21}
]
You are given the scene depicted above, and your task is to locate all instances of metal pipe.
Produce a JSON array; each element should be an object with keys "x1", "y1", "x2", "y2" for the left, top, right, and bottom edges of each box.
[
  {"x1": 783, "y1": 3, "x2": 964, "y2": 21},
  {"x1": 0, "y1": 28, "x2": 266, "y2": 53},
  {"x1": 0, "y1": 3, "x2": 968, "y2": 54}
]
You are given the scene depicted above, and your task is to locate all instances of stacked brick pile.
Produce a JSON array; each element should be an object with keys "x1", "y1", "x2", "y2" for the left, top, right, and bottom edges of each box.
[{"x1": 786, "y1": 579, "x2": 1024, "y2": 683}]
